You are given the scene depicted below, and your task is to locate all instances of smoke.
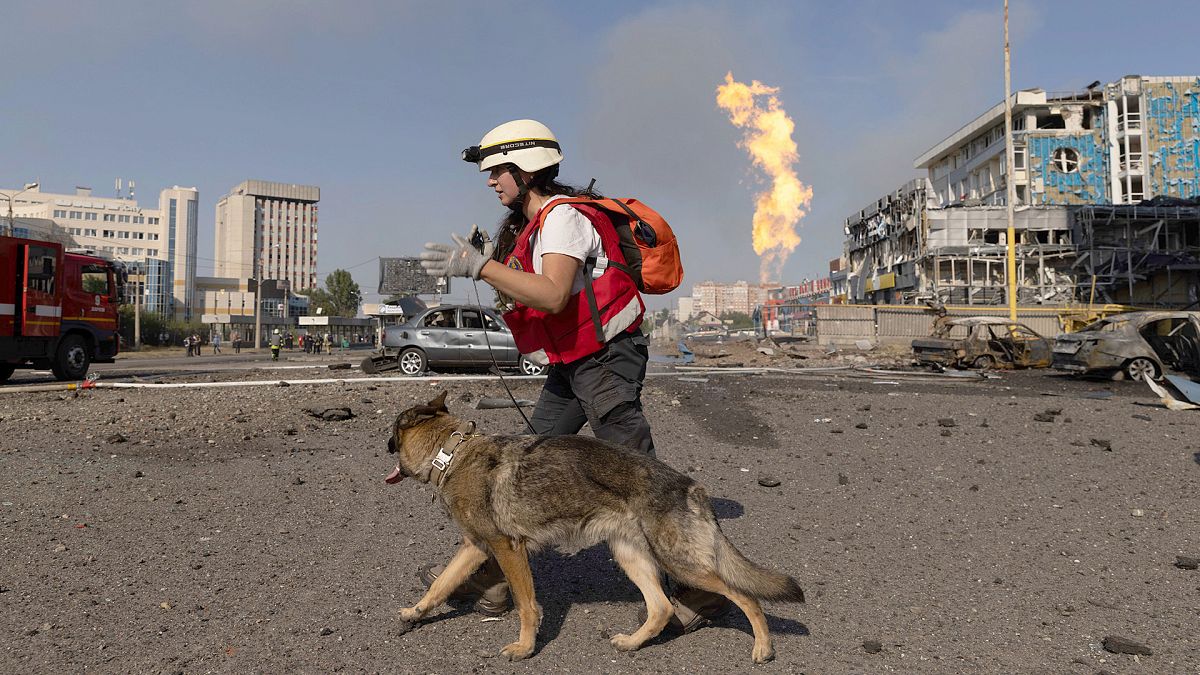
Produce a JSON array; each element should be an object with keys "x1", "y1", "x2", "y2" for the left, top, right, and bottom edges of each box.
[{"x1": 715, "y1": 72, "x2": 812, "y2": 284}]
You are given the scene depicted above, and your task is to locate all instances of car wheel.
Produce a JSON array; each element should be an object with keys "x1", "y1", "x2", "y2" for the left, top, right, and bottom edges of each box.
[
  {"x1": 0, "y1": 363, "x2": 15, "y2": 384},
  {"x1": 51, "y1": 334, "x2": 91, "y2": 381},
  {"x1": 971, "y1": 354, "x2": 997, "y2": 370},
  {"x1": 518, "y1": 355, "x2": 546, "y2": 376},
  {"x1": 398, "y1": 348, "x2": 427, "y2": 376},
  {"x1": 1124, "y1": 357, "x2": 1159, "y2": 381}
]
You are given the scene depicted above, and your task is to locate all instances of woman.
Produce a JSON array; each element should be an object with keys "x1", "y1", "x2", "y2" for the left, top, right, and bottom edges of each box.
[{"x1": 419, "y1": 119, "x2": 727, "y2": 632}]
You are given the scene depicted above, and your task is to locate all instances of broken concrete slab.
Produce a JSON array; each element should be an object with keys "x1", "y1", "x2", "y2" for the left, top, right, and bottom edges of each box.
[{"x1": 1101, "y1": 635, "x2": 1152, "y2": 656}]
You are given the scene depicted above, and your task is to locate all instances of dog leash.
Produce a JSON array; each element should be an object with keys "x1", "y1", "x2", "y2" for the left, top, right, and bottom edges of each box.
[{"x1": 429, "y1": 420, "x2": 479, "y2": 489}]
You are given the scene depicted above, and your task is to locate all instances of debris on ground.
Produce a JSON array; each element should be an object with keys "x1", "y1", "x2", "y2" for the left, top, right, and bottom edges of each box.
[{"x1": 1101, "y1": 635, "x2": 1152, "y2": 656}]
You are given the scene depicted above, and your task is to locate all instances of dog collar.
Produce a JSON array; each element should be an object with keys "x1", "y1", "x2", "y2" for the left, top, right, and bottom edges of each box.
[{"x1": 429, "y1": 421, "x2": 478, "y2": 489}]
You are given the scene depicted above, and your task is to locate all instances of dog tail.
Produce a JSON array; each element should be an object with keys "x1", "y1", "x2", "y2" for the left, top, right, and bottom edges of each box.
[
  {"x1": 713, "y1": 533, "x2": 805, "y2": 602},
  {"x1": 684, "y1": 485, "x2": 805, "y2": 603}
]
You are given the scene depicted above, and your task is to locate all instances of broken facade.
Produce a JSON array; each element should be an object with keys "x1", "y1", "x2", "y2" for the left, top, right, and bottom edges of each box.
[{"x1": 844, "y1": 75, "x2": 1200, "y2": 306}]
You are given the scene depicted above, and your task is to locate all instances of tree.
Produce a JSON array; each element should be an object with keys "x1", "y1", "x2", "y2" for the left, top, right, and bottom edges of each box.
[
  {"x1": 322, "y1": 269, "x2": 362, "y2": 318},
  {"x1": 721, "y1": 311, "x2": 754, "y2": 330}
]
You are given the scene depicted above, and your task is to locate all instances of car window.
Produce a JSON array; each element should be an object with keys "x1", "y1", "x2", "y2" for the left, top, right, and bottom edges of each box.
[
  {"x1": 423, "y1": 309, "x2": 456, "y2": 328},
  {"x1": 461, "y1": 310, "x2": 484, "y2": 329}
]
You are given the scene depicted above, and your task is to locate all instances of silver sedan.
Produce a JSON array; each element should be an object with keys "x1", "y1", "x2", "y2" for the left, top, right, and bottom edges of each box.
[{"x1": 367, "y1": 304, "x2": 546, "y2": 376}]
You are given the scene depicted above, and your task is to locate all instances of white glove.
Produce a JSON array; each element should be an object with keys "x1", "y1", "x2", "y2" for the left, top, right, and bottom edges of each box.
[{"x1": 420, "y1": 231, "x2": 491, "y2": 280}]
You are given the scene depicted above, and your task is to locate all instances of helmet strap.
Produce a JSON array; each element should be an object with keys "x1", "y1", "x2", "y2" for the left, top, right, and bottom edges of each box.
[{"x1": 507, "y1": 166, "x2": 529, "y2": 212}]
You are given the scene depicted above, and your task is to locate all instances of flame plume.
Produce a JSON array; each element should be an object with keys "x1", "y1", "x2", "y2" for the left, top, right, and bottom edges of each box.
[{"x1": 716, "y1": 72, "x2": 812, "y2": 284}]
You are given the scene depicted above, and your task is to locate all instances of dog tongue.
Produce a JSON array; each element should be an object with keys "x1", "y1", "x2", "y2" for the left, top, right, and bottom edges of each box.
[{"x1": 385, "y1": 465, "x2": 402, "y2": 484}]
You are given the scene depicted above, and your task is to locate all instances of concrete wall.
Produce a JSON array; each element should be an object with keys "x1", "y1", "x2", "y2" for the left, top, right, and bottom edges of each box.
[
  {"x1": 1145, "y1": 78, "x2": 1200, "y2": 198},
  {"x1": 1027, "y1": 129, "x2": 1110, "y2": 204},
  {"x1": 816, "y1": 304, "x2": 1068, "y2": 347}
]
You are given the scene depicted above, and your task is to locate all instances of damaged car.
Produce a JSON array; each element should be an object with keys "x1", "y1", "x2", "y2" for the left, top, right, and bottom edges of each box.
[
  {"x1": 912, "y1": 317, "x2": 1052, "y2": 370},
  {"x1": 1052, "y1": 311, "x2": 1200, "y2": 380}
]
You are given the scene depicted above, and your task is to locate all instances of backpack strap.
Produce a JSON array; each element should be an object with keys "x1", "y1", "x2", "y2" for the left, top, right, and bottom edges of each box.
[{"x1": 581, "y1": 257, "x2": 606, "y2": 344}]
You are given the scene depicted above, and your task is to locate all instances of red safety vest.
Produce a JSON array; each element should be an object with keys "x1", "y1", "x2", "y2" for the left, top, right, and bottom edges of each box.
[{"x1": 502, "y1": 201, "x2": 644, "y2": 364}]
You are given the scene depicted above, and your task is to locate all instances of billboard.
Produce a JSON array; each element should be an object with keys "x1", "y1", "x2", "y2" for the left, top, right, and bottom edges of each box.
[{"x1": 378, "y1": 257, "x2": 448, "y2": 296}]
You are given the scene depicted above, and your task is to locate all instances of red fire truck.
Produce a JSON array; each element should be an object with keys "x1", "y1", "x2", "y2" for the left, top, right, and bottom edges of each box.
[{"x1": 1, "y1": 234, "x2": 124, "y2": 383}]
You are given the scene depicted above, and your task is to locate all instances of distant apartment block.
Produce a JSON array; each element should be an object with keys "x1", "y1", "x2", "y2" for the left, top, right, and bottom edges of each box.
[
  {"x1": 214, "y1": 180, "x2": 320, "y2": 294},
  {"x1": 3, "y1": 183, "x2": 199, "y2": 318},
  {"x1": 692, "y1": 281, "x2": 773, "y2": 317}
]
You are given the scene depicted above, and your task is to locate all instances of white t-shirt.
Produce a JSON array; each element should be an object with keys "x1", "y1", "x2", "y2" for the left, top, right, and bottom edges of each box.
[
  {"x1": 530, "y1": 195, "x2": 603, "y2": 295},
  {"x1": 528, "y1": 195, "x2": 641, "y2": 340}
]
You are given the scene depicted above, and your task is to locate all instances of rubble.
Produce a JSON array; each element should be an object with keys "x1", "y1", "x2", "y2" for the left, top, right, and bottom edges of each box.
[{"x1": 1101, "y1": 635, "x2": 1152, "y2": 656}]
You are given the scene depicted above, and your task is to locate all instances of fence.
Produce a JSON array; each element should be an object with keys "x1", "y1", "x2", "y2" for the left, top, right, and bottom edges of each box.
[{"x1": 814, "y1": 305, "x2": 1087, "y2": 346}]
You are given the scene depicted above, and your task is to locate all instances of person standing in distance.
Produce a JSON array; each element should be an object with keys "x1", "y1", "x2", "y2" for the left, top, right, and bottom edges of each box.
[{"x1": 419, "y1": 119, "x2": 729, "y2": 633}]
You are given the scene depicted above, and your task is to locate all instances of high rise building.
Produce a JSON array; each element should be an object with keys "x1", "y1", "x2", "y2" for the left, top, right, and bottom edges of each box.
[
  {"x1": 214, "y1": 180, "x2": 320, "y2": 293},
  {"x1": 3, "y1": 183, "x2": 199, "y2": 318}
]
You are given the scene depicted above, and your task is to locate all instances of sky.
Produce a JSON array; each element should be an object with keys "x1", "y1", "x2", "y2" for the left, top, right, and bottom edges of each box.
[{"x1": 2, "y1": 0, "x2": 1196, "y2": 310}]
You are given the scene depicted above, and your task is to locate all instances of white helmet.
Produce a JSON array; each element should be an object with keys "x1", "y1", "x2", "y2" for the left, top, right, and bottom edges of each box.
[
  {"x1": 274, "y1": 329, "x2": 280, "y2": 334},
  {"x1": 462, "y1": 119, "x2": 563, "y2": 173}
]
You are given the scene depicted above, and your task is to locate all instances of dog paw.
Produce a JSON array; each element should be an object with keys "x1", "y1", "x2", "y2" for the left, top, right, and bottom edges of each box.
[
  {"x1": 499, "y1": 641, "x2": 533, "y2": 661},
  {"x1": 398, "y1": 607, "x2": 422, "y2": 623},
  {"x1": 751, "y1": 643, "x2": 775, "y2": 664},
  {"x1": 610, "y1": 633, "x2": 642, "y2": 652}
]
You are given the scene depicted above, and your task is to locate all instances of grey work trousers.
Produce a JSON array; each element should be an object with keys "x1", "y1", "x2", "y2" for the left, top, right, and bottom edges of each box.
[{"x1": 527, "y1": 332, "x2": 655, "y2": 456}]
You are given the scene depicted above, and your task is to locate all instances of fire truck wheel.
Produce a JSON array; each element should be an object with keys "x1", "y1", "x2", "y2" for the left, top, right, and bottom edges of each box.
[
  {"x1": 0, "y1": 364, "x2": 14, "y2": 384},
  {"x1": 52, "y1": 334, "x2": 91, "y2": 382}
]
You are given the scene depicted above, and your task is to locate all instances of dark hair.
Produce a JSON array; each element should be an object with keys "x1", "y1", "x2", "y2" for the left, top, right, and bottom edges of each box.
[{"x1": 491, "y1": 164, "x2": 603, "y2": 263}]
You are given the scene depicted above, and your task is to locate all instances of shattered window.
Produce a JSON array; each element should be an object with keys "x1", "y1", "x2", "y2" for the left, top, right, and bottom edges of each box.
[{"x1": 1051, "y1": 147, "x2": 1080, "y2": 173}]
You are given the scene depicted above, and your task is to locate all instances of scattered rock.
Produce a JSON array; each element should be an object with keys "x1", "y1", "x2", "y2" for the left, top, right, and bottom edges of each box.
[
  {"x1": 1033, "y1": 412, "x2": 1057, "y2": 422},
  {"x1": 319, "y1": 627, "x2": 334, "y2": 636},
  {"x1": 863, "y1": 639, "x2": 882, "y2": 654},
  {"x1": 1131, "y1": 413, "x2": 1152, "y2": 421},
  {"x1": 134, "y1": 470, "x2": 145, "y2": 478},
  {"x1": 106, "y1": 433, "x2": 127, "y2": 444},
  {"x1": 838, "y1": 473, "x2": 850, "y2": 486},
  {"x1": 940, "y1": 429, "x2": 953, "y2": 437},
  {"x1": 457, "y1": 392, "x2": 474, "y2": 403},
  {"x1": 1090, "y1": 438, "x2": 1112, "y2": 451},
  {"x1": 1101, "y1": 635, "x2": 1151, "y2": 656},
  {"x1": 305, "y1": 406, "x2": 354, "y2": 422},
  {"x1": 937, "y1": 418, "x2": 957, "y2": 427},
  {"x1": 1174, "y1": 556, "x2": 1199, "y2": 570},
  {"x1": 1131, "y1": 509, "x2": 1145, "y2": 517},
  {"x1": 276, "y1": 381, "x2": 290, "y2": 387},
  {"x1": 854, "y1": 422, "x2": 868, "y2": 429},
  {"x1": 293, "y1": 477, "x2": 305, "y2": 486},
  {"x1": 327, "y1": 363, "x2": 352, "y2": 370},
  {"x1": 757, "y1": 476, "x2": 781, "y2": 488},
  {"x1": 857, "y1": 404, "x2": 872, "y2": 412}
]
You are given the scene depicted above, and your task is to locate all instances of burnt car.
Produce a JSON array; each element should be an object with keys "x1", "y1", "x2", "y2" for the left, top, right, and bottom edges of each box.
[
  {"x1": 912, "y1": 317, "x2": 1052, "y2": 370},
  {"x1": 361, "y1": 304, "x2": 546, "y2": 376},
  {"x1": 1052, "y1": 311, "x2": 1200, "y2": 380}
]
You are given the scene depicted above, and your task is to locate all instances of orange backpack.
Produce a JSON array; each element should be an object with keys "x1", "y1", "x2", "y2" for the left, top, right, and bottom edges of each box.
[{"x1": 549, "y1": 196, "x2": 683, "y2": 294}]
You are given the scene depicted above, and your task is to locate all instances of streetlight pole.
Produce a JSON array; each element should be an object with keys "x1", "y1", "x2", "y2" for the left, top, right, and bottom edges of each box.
[
  {"x1": 1, "y1": 182, "x2": 40, "y2": 236},
  {"x1": 1003, "y1": 0, "x2": 1018, "y2": 321}
]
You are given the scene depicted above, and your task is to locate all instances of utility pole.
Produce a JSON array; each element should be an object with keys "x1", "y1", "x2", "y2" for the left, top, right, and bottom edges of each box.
[
  {"x1": 133, "y1": 276, "x2": 141, "y2": 350},
  {"x1": 254, "y1": 260, "x2": 262, "y2": 351},
  {"x1": 1003, "y1": 0, "x2": 1018, "y2": 321}
]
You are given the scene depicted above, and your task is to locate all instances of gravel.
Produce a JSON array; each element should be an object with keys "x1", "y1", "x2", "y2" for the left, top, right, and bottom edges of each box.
[{"x1": 1, "y1": 366, "x2": 1197, "y2": 672}]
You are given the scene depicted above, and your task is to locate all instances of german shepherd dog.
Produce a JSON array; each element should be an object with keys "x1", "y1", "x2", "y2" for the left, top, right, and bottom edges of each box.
[{"x1": 385, "y1": 392, "x2": 804, "y2": 663}]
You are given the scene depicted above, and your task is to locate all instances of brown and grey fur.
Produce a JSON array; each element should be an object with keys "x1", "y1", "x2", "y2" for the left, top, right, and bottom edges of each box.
[{"x1": 386, "y1": 392, "x2": 804, "y2": 663}]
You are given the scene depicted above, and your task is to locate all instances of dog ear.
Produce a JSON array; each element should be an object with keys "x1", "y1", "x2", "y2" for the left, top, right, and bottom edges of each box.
[
  {"x1": 396, "y1": 405, "x2": 439, "y2": 431},
  {"x1": 429, "y1": 390, "x2": 449, "y2": 412}
]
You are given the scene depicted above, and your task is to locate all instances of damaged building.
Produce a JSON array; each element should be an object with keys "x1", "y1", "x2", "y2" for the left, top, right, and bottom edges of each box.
[{"x1": 845, "y1": 75, "x2": 1200, "y2": 306}]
